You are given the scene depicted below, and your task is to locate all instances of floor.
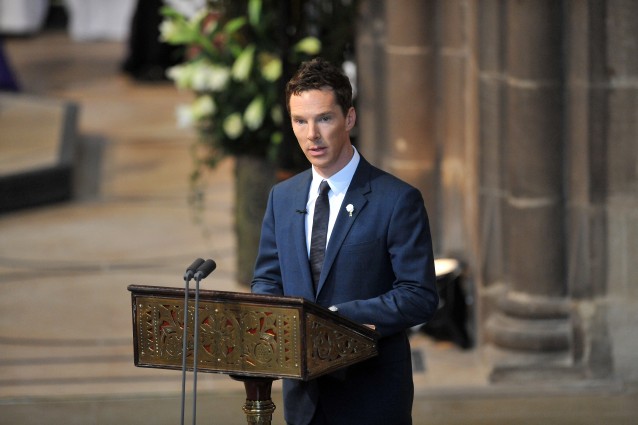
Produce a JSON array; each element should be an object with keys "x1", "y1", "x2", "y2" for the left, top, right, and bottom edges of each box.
[{"x1": 1, "y1": 29, "x2": 636, "y2": 425}]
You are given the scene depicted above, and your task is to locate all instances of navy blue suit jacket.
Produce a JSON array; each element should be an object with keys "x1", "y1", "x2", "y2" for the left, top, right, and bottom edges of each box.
[{"x1": 252, "y1": 156, "x2": 438, "y2": 425}]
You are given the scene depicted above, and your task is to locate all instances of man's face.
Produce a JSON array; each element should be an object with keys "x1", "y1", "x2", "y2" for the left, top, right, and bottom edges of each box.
[{"x1": 289, "y1": 89, "x2": 356, "y2": 178}]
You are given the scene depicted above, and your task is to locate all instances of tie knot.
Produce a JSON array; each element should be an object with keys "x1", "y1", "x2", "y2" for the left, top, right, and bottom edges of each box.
[{"x1": 319, "y1": 180, "x2": 330, "y2": 196}]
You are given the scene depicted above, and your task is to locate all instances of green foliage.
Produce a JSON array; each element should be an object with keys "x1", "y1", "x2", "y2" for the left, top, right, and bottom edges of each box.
[{"x1": 160, "y1": 0, "x2": 321, "y2": 172}]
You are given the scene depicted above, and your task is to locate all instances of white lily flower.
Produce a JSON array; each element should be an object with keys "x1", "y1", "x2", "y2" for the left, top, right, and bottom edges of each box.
[
  {"x1": 244, "y1": 96, "x2": 265, "y2": 130},
  {"x1": 191, "y1": 95, "x2": 215, "y2": 121},
  {"x1": 294, "y1": 37, "x2": 321, "y2": 55},
  {"x1": 190, "y1": 64, "x2": 209, "y2": 91},
  {"x1": 166, "y1": 64, "x2": 194, "y2": 90},
  {"x1": 223, "y1": 113, "x2": 244, "y2": 139},
  {"x1": 260, "y1": 55, "x2": 282, "y2": 82},
  {"x1": 206, "y1": 65, "x2": 231, "y2": 91},
  {"x1": 176, "y1": 104, "x2": 195, "y2": 128},
  {"x1": 191, "y1": 62, "x2": 231, "y2": 92},
  {"x1": 165, "y1": 0, "x2": 207, "y2": 19},
  {"x1": 159, "y1": 20, "x2": 179, "y2": 42},
  {"x1": 232, "y1": 45, "x2": 256, "y2": 81},
  {"x1": 190, "y1": 8, "x2": 210, "y2": 26}
]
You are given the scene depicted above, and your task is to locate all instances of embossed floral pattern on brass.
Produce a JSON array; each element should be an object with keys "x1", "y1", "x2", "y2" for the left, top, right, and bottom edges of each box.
[
  {"x1": 136, "y1": 296, "x2": 301, "y2": 377},
  {"x1": 307, "y1": 313, "x2": 377, "y2": 377},
  {"x1": 129, "y1": 286, "x2": 378, "y2": 380}
]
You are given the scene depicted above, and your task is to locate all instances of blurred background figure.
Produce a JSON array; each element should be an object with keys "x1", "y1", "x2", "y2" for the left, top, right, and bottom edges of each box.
[
  {"x1": 0, "y1": 0, "x2": 49, "y2": 91},
  {"x1": 121, "y1": 0, "x2": 198, "y2": 81},
  {"x1": 0, "y1": 38, "x2": 19, "y2": 91}
]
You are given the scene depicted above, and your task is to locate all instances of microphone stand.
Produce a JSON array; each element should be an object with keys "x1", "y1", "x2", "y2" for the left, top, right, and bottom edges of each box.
[
  {"x1": 180, "y1": 275, "x2": 190, "y2": 425},
  {"x1": 192, "y1": 272, "x2": 202, "y2": 425},
  {"x1": 179, "y1": 259, "x2": 216, "y2": 425},
  {"x1": 180, "y1": 259, "x2": 203, "y2": 425}
]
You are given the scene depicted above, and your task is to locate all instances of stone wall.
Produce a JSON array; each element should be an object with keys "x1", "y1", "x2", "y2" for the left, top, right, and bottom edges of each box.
[{"x1": 356, "y1": 0, "x2": 638, "y2": 383}]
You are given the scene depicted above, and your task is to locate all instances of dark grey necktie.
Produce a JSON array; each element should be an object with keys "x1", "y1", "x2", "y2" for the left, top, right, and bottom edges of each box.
[{"x1": 309, "y1": 180, "x2": 330, "y2": 290}]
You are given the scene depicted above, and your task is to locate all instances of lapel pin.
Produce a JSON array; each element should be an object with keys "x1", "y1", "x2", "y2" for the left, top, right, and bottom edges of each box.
[{"x1": 346, "y1": 204, "x2": 354, "y2": 217}]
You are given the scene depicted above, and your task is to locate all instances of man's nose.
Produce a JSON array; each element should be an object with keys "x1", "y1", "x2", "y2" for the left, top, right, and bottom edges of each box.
[{"x1": 307, "y1": 122, "x2": 320, "y2": 141}]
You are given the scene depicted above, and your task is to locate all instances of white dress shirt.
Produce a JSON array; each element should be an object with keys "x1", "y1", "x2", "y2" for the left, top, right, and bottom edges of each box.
[{"x1": 305, "y1": 147, "x2": 361, "y2": 256}]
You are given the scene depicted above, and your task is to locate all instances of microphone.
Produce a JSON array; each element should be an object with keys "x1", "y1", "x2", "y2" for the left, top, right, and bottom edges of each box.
[
  {"x1": 296, "y1": 209, "x2": 308, "y2": 214},
  {"x1": 190, "y1": 258, "x2": 216, "y2": 423},
  {"x1": 183, "y1": 258, "x2": 205, "y2": 281},
  {"x1": 181, "y1": 258, "x2": 204, "y2": 425},
  {"x1": 194, "y1": 259, "x2": 217, "y2": 280}
]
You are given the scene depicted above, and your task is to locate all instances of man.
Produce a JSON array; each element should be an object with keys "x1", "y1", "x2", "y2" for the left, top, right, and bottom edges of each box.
[{"x1": 251, "y1": 58, "x2": 438, "y2": 425}]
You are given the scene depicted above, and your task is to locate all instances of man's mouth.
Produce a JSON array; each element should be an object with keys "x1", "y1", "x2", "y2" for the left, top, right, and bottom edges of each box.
[{"x1": 308, "y1": 146, "x2": 326, "y2": 156}]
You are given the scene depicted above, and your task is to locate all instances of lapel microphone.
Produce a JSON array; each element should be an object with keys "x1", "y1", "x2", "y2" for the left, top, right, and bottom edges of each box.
[{"x1": 295, "y1": 209, "x2": 308, "y2": 214}]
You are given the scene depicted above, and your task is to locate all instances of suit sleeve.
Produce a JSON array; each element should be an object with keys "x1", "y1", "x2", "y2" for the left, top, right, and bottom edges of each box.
[
  {"x1": 251, "y1": 187, "x2": 284, "y2": 296},
  {"x1": 335, "y1": 187, "x2": 439, "y2": 337}
]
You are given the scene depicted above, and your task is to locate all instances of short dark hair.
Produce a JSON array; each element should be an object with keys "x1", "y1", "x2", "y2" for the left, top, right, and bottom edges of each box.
[{"x1": 285, "y1": 57, "x2": 353, "y2": 116}]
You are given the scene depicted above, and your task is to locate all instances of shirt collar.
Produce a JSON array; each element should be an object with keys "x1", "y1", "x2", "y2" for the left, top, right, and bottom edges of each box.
[{"x1": 310, "y1": 146, "x2": 360, "y2": 196}]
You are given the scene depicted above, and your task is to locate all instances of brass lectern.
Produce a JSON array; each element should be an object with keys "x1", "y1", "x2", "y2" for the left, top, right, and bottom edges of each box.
[{"x1": 128, "y1": 285, "x2": 379, "y2": 424}]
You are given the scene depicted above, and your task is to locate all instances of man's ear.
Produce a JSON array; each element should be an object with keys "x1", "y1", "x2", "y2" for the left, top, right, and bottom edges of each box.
[{"x1": 345, "y1": 107, "x2": 356, "y2": 131}]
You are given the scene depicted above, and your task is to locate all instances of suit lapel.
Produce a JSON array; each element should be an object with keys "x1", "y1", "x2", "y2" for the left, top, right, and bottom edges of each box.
[
  {"x1": 291, "y1": 171, "x2": 315, "y2": 297},
  {"x1": 316, "y1": 160, "x2": 372, "y2": 295}
]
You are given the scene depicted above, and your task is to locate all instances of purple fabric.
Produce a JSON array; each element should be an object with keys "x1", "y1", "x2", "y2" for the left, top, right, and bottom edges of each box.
[{"x1": 0, "y1": 40, "x2": 20, "y2": 92}]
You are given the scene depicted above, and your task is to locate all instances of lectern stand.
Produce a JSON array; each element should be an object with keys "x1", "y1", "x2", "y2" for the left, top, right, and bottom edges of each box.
[{"x1": 128, "y1": 285, "x2": 379, "y2": 424}]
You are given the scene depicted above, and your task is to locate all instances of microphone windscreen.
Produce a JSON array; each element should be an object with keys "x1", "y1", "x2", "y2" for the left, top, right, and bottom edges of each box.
[
  {"x1": 187, "y1": 258, "x2": 205, "y2": 272},
  {"x1": 195, "y1": 259, "x2": 217, "y2": 280},
  {"x1": 183, "y1": 258, "x2": 205, "y2": 280}
]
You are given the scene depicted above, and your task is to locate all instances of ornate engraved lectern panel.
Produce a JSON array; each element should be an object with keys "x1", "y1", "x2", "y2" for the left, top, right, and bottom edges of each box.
[
  {"x1": 129, "y1": 285, "x2": 378, "y2": 381},
  {"x1": 135, "y1": 296, "x2": 302, "y2": 377},
  {"x1": 306, "y1": 312, "x2": 377, "y2": 377}
]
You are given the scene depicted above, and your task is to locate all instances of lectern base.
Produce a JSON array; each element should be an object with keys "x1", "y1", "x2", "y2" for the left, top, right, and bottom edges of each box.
[{"x1": 231, "y1": 376, "x2": 277, "y2": 425}]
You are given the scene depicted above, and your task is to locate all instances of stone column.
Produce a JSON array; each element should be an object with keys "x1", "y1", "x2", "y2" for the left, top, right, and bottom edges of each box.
[
  {"x1": 603, "y1": 0, "x2": 638, "y2": 383},
  {"x1": 485, "y1": 0, "x2": 573, "y2": 380},
  {"x1": 382, "y1": 0, "x2": 439, "y2": 242},
  {"x1": 355, "y1": 0, "x2": 386, "y2": 166},
  {"x1": 563, "y1": 0, "x2": 612, "y2": 379},
  {"x1": 476, "y1": 0, "x2": 507, "y2": 341},
  {"x1": 564, "y1": 1, "x2": 608, "y2": 299},
  {"x1": 437, "y1": 0, "x2": 480, "y2": 259},
  {"x1": 571, "y1": 0, "x2": 638, "y2": 382}
]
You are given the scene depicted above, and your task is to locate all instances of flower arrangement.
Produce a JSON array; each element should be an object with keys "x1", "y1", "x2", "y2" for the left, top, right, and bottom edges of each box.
[{"x1": 160, "y1": 0, "x2": 321, "y2": 177}]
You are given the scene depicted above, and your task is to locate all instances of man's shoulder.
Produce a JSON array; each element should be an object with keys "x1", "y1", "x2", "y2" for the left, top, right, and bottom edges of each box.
[
  {"x1": 358, "y1": 158, "x2": 420, "y2": 194},
  {"x1": 270, "y1": 168, "x2": 311, "y2": 201},
  {"x1": 274, "y1": 168, "x2": 311, "y2": 189}
]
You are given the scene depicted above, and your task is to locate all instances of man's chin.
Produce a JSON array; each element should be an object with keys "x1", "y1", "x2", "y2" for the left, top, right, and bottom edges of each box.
[{"x1": 305, "y1": 153, "x2": 325, "y2": 166}]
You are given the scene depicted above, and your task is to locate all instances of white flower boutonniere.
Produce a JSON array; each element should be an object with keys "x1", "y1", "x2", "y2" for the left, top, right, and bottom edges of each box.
[{"x1": 346, "y1": 204, "x2": 354, "y2": 217}]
